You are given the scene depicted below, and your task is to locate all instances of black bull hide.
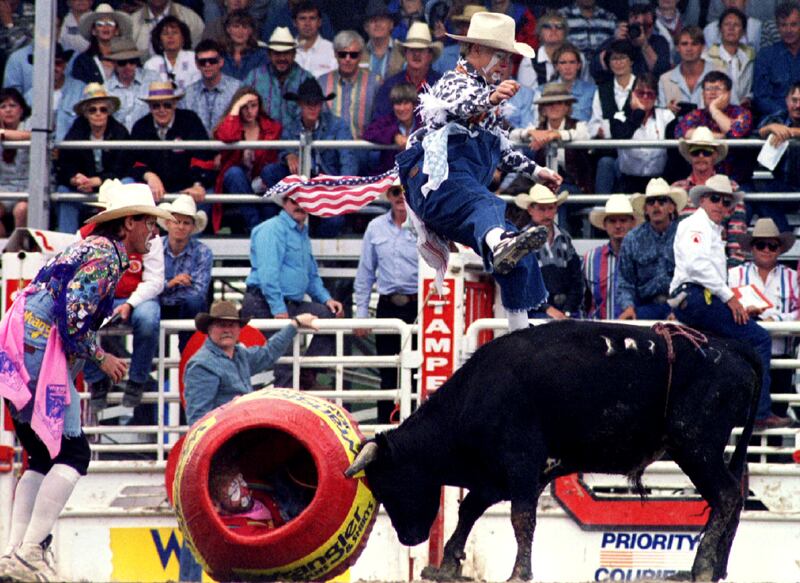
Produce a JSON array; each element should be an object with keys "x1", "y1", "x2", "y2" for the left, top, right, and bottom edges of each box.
[{"x1": 346, "y1": 320, "x2": 761, "y2": 582}]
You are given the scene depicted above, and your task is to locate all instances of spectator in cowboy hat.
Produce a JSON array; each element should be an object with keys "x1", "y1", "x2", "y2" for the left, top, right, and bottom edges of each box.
[
  {"x1": 0, "y1": 180, "x2": 172, "y2": 583},
  {"x1": 157, "y1": 195, "x2": 213, "y2": 351},
  {"x1": 242, "y1": 186, "x2": 344, "y2": 389},
  {"x1": 72, "y1": 3, "x2": 133, "y2": 85},
  {"x1": 583, "y1": 195, "x2": 641, "y2": 320},
  {"x1": 361, "y1": 0, "x2": 402, "y2": 80},
  {"x1": 674, "y1": 126, "x2": 748, "y2": 267},
  {"x1": 181, "y1": 299, "x2": 318, "y2": 579},
  {"x1": 671, "y1": 175, "x2": 792, "y2": 430},
  {"x1": 260, "y1": 77, "x2": 357, "y2": 237},
  {"x1": 129, "y1": 81, "x2": 216, "y2": 203},
  {"x1": 56, "y1": 83, "x2": 131, "y2": 234},
  {"x1": 730, "y1": 218, "x2": 797, "y2": 427},
  {"x1": 371, "y1": 20, "x2": 443, "y2": 121},
  {"x1": 515, "y1": 184, "x2": 583, "y2": 320},
  {"x1": 616, "y1": 177, "x2": 687, "y2": 321},
  {"x1": 243, "y1": 26, "x2": 314, "y2": 127}
]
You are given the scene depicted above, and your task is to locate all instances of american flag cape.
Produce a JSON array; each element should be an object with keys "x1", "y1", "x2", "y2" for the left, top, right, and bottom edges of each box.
[{"x1": 263, "y1": 170, "x2": 398, "y2": 217}]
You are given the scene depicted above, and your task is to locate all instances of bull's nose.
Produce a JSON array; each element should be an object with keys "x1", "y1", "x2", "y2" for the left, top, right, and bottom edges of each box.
[{"x1": 398, "y1": 531, "x2": 428, "y2": 546}]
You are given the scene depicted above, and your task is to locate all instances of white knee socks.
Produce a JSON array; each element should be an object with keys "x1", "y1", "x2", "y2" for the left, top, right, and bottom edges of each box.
[
  {"x1": 21, "y1": 464, "x2": 81, "y2": 546},
  {"x1": 484, "y1": 228, "x2": 505, "y2": 252},
  {"x1": 4, "y1": 470, "x2": 45, "y2": 554},
  {"x1": 507, "y1": 310, "x2": 529, "y2": 332}
]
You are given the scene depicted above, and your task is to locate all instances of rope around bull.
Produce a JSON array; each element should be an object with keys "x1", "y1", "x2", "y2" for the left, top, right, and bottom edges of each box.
[{"x1": 652, "y1": 322, "x2": 709, "y2": 415}]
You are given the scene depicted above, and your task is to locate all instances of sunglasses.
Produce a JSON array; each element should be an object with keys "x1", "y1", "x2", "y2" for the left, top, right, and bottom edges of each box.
[
  {"x1": 635, "y1": 90, "x2": 656, "y2": 99},
  {"x1": 95, "y1": 19, "x2": 117, "y2": 27},
  {"x1": 86, "y1": 105, "x2": 109, "y2": 114},
  {"x1": 706, "y1": 193, "x2": 733, "y2": 207},
  {"x1": 753, "y1": 241, "x2": 780, "y2": 252},
  {"x1": 150, "y1": 101, "x2": 175, "y2": 110},
  {"x1": 337, "y1": 51, "x2": 360, "y2": 59},
  {"x1": 645, "y1": 196, "x2": 671, "y2": 206},
  {"x1": 196, "y1": 57, "x2": 220, "y2": 66},
  {"x1": 115, "y1": 58, "x2": 140, "y2": 67},
  {"x1": 689, "y1": 148, "x2": 714, "y2": 157}
]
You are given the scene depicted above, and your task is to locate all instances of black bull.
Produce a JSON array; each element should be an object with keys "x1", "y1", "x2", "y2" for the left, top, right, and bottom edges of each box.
[{"x1": 345, "y1": 320, "x2": 761, "y2": 582}]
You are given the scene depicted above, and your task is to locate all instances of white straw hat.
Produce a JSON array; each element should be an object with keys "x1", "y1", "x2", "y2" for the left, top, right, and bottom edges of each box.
[
  {"x1": 267, "y1": 27, "x2": 298, "y2": 52},
  {"x1": 157, "y1": 194, "x2": 208, "y2": 234},
  {"x1": 86, "y1": 180, "x2": 174, "y2": 224},
  {"x1": 589, "y1": 194, "x2": 642, "y2": 231},
  {"x1": 688, "y1": 174, "x2": 744, "y2": 206},
  {"x1": 514, "y1": 183, "x2": 568, "y2": 209},
  {"x1": 631, "y1": 178, "x2": 688, "y2": 215},
  {"x1": 78, "y1": 3, "x2": 132, "y2": 40},
  {"x1": 740, "y1": 218, "x2": 795, "y2": 254},
  {"x1": 678, "y1": 126, "x2": 728, "y2": 163},
  {"x1": 398, "y1": 22, "x2": 443, "y2": 60},
  {"x1": 446, "y1": 12, "x2": 534, "y2": 58}
]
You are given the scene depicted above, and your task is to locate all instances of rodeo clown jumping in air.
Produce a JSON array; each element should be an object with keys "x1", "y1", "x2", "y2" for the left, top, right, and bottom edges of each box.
[
  {"x1": 265, "y1": 11, "x2": 562, "y2": 331},
  {"x1": 395, "y1": 11, "x2": 563, "y2": 331}
]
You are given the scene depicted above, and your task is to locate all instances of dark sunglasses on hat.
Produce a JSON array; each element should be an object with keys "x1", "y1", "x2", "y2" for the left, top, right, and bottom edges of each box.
[
  {"x1": 337, "y1": 51, "x2": 360, "y2": 59},
  {"x1": 706, "y1": 193, "x2": 733, "y2": 207},
  {"x1": 689, "y1": 148, "x2": 715, "y2": 157},
  {"x1": 196, "y1": 57, "x2": 220, "y2": 66},
  {"x1": 753, "y1": 240, "x2": 780, "y2": 251},
  {"x1": 115, "y1": 58, "x2": 141, "y2": 67},
  {"x1": 644, "y1": 196, "x2": 671, "y2": 206}
]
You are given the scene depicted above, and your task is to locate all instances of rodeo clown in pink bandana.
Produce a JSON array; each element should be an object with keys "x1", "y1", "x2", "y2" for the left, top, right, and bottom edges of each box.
[{"x1": 0, "y1": 180, "x2": 173, "y2": 582}]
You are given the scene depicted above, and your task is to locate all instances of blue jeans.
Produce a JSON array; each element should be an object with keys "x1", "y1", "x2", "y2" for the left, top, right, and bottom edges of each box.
[
  {"x1": 674, "y1": 285, "x2": 773, "y2": 419},
  {"x1": 595, "y1": 156, "x2": 620, "y2": 194},
  {"x1": 83, "y1": 298, "x2": 161, "y2": 385},
  {"x1": 222, "y1": 166, "x2": 280, "y2": 232},
  {"x1": 635, "y1": 302, "x2": 672, "y2": 320},
  {"x1": 56, "y1": 185, "x2": 81, "y2": 234},
  {"x1": 397, "y1": 131, "x2": 547, "y2": 312}
]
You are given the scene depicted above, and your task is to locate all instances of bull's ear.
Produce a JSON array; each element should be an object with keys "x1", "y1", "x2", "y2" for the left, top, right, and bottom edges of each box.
[{"x1": 344, "y1": 441, "x2": 379, "y2": 478}]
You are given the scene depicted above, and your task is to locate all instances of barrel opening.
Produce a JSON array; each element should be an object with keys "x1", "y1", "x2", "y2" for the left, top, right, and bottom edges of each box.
[{"x1": 208, "y1": 428, "x2": 318, "y2": 533}]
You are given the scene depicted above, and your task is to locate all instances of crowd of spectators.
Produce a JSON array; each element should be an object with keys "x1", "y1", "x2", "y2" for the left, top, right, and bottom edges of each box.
[{"x1": 0, "y1": 0, "x2": 799, "y2": 428}]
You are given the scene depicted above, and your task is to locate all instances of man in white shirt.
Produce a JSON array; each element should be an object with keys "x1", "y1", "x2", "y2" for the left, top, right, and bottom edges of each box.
[
  {"x1": 292, "y1": 0, "x2": 336, "y2": 77},
  {"x1": 670, "y1": 174, "x2": 791, "y2": 429}
]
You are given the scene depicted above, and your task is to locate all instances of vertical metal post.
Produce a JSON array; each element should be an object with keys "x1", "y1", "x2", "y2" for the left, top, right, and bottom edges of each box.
[
  {"x1": 27, "y1": 0, "x2": 57, "y2": 229},
  {"x1": 300, "y1": 130, "x2": 313, "y2": 177}
]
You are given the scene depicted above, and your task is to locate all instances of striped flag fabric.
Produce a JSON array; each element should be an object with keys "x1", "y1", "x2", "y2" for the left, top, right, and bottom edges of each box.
[{"x1": 263, "y1": 170, "x2": 399, "y2": 217}]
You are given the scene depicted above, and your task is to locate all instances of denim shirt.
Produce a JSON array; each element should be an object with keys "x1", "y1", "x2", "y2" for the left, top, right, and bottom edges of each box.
[
  {"x1": 160, "y1": 236, "x2": 213, "y2": 306},
  {"x1": 616, "y1": 220, "x2": 678, "y2": 310},
  {"x1": 245, "y1": 211, "x2": 332, "y2": 314},
  {"x1": 183, "y1": 324, "x2": 297, "y2": 425}
]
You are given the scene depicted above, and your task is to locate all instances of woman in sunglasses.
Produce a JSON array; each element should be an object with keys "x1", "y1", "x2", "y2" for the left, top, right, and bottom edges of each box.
[
  {"x1": 56, "y1": 83, "x2": 132, "y2": 233},
  {"x1": 673, "y1": 126, "x2": 748, "y2": 266},
  {"x1": 671, "y1": 177, "x2": 793, "y2": 430},
  {"x1": 614, "y1": 73, "x2": 674, "y2": 193},
  {"x1": 72, "y1": 4, "x2": 132, "y2": 84},
  {"x1": 728, "y1": 218, "x2": 797, "y2": 428}
]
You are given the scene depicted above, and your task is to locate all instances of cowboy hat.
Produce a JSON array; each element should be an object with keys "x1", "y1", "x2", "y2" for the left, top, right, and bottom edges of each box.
[
  {"x1": 284, "y1": 78, "x2": 335, "y2": 103},
  {"x1": 535, "y1": 82, "x2": 576, "y2": 105},
  {"x1": 363, "y1": 0, "x2": 396, "y2": 23},
  {"x1": 678, "y1": 126, "x2": 728, "y2": 163},
  {"x1": 631, "y1": 178, "x2": 688, "y2": 214},
  {"x1": 266, "y1": 26, "x2": 298, "y2": 52},
  {"x1": 688, "y1": 174, "x2": 744, "y2": 206},
  {"x1": 740, "y1": 218, "x2": 796, "y2": 254},
  {"x1": 447, "y1": 12, "x2": 534, "y2": 58},
  {"x1": 451, "y1": 4, "x2": 488, "y2": 23},
  {"x1": 73, "y1": 82, "x2": 121, "y2": 116},
  {"x1": 398, "y1": 22, "x2": 443, "y2": 60},
  {"x1": 85, "y1": 180, "x2": 174, "y2": 225},
  {"x1": 139, "y1": 81, "x2": 184, "y2": 102},
  {"x1": 514, "y1": 183, "x2": 568, "y2": 209},
  {"x1": 157, "y1": 194, "x2": 209, "y2": 234},
  {"x1": 589, "y1": 194, "x2": 642, "y2": 231},
  {"x1": 106, "y1": 37, "x2": 143, "y2": 61},
  {"x1": 195, "y1": 300, "x2": 250, "y2": 334},
  {"x1": 78, "y1": 3, "x2": 132, "y2": 40}
]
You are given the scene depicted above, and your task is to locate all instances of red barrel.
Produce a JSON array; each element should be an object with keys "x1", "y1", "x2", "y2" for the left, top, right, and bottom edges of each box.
[{"x1": 173, "y1": 388, "x2": 377, "y2": 581}]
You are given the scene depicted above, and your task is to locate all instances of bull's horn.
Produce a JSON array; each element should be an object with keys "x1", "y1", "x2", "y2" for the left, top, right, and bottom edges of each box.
[{"x1": 344, "y1": 442, "x2": 379, "y2": 477}]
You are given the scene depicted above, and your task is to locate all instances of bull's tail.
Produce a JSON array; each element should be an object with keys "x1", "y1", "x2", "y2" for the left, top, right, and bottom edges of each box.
[{"x1": 727, "y1": 342, "x2": 762, "y2": 480}]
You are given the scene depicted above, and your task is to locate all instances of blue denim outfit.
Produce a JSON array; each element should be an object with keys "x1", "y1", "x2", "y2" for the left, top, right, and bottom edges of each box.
[
  {"x1": 616, "y1": 221, "x2": 677, "y2": 319},
  {"x1": 396, "y1": 130, "x2": 547, "y2": 311},
  {"x1": 674, "y1": 284, "x2": 772, "y2": 419}
]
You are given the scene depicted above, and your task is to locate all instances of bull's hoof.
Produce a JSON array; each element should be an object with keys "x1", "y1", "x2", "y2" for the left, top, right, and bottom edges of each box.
[
  {"x1": 665, "y1": 570, "x2": 692, "y2": 581},
  {"x1": 421, "y1": 564, "x2": 472, "y2": 581}
]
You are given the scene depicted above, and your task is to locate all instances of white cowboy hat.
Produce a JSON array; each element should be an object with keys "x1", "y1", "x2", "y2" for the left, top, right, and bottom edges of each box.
[
  {"x1": 78, "y1": 3, "x2": 132, "y2": 40},
  {"x1": 157, "y1": 194, "x2": 208, "y2": 234},
  {"x1": 450, "y1": 4, "x2": 487, "y2": 23},
  {"x1": 86, "y1": 180, "x2": 174, "y2": 224},
  {"x1": 398, "y1": 22, "x2": 443, "y2": 60},
  {"x1": 446, "y1": 12, "x2": 534, "y2": 58},
  {"x1": 631, "y1": 178, "x2": 688, "y2": 215},
  {"x1": 740, "y1": 218, "x2": 796, "y2": 254},
  {"x1": 688, "y1": 174, "x2": 744, "y2": 206},
  {"x1": 514, "y1": 183, "x2": 568, "y2": 209},
  {"x1": 139, "y1": 81, "x2": 184, "y2": 102},
  {"x1": 589, "y1": 194, "x2": 642, "y2": 231},
  {"x1": 267, "y1": 27, "x2": 298, "y2": 52},
  {"x1": 73, "y1": 82, "x2": 121, "y2": 116},
  {"x1": 678, "y1": 126, "x2": 728, "y2": 163}
]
